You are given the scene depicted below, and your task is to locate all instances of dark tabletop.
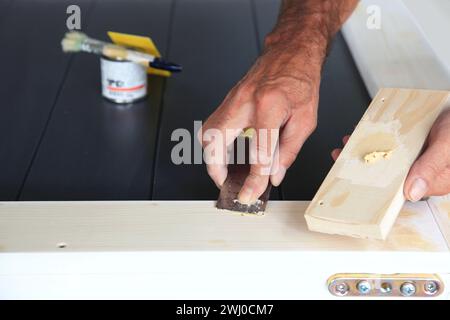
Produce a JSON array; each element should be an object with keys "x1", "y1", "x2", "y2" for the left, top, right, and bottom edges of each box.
[{"x1": 0, "y1": 0, "x2": 370, "y2": 201}]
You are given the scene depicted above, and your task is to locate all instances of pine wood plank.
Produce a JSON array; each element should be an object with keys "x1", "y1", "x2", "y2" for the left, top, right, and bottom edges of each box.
[
  {"x1": 305, "y1": 88, "x2": 450, "y2": 240},
  {"x1": 428, "y1": 195, "x2": 450, "y2": 249},
  {"x1": 0, "y1": 200, "x2": 447, "y2": 252}
]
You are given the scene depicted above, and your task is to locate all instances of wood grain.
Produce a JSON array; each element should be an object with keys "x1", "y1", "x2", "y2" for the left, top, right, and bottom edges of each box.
[
  {"x1": 0, "y1": 200, "x2": 447, "y2": 252},
  {"x1": 305, "y1": 88, "x2": 450, "y2": 240},
  {"x1": 428, "y1": 195, "x2": 450, "y2": 250}
]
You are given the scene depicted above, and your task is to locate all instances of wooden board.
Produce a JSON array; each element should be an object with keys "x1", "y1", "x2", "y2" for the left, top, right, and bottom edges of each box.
[
  {"x1": 428, "y1": 195, "x2": 450, "y2": 249},
  {"x1": 1, "y1": 200, "x2": 449, "y2": 299},
  {"x1": 1, "y1": 251, "x2": 449, "y2": 299},
  {"x1": 402, "y1": 0, "x2": 450, "y2": 77},
  {"x1": 342, "y1": 0, "x2": 450, "y2": 98},
  {"x1": 305, "y1": 88, "x2": 450, "y2": 240},
  {"x1": 0, "y1": 200, "x2": 447, "y2": 252}
]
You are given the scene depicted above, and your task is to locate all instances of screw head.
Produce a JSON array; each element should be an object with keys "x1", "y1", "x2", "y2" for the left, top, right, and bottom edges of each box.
[
  {"x1": 424, "y1": 281, "x2": 439, "y2": 295},
  {"x1": 357, "y1": 280, "x2": 372, "y2": 294},
  {"x1": 380, "y1": 282, "x2": 392, "y2": 294},
  {"x1": 400, "y1": 282, "x2": 416, "y2": 296},
  {"x1": 333, "y1": 282, "x2": 349, "y2": 296}
]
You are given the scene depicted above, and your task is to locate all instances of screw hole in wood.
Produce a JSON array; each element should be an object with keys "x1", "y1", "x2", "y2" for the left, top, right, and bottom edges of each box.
[{"x1": 57, "y1": 242, "x2": 67, "y2": 249}]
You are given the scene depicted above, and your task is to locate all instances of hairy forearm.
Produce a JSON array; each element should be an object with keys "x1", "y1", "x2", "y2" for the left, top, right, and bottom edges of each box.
[{"x1": 265, "y1": 0, "x2": 358, "y2": 66}]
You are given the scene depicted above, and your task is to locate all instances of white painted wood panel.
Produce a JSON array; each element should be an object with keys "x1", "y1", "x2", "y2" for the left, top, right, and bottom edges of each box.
[
  {"x1": 402, "y1": 0, "x2": 450, "y2": 76},
  {"x1": 343, "y1": 0, "x2": 450, "y2": 97}
]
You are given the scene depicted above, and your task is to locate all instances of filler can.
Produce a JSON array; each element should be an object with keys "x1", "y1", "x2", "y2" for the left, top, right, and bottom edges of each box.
[{"x1": 100, "y1": 56, "x2": 148, "y2": 104}]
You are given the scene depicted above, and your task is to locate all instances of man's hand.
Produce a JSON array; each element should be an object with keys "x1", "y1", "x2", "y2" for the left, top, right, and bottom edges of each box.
[
  {"x1": 331, "y1": 109, "x2": 450, "y2": 201},
  {"x1": 199, "y1": 0, "x2": 358, "y2": 205},
  {"x1": 200, "y1": 45, "x2": 322, "y2": 204}
]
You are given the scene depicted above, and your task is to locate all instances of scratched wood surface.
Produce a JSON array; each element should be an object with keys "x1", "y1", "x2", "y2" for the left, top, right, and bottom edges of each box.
[
  {"x1": 305, "y1": 88, "x2": 450, "y2": 240},
  {"x1": 0, "y1": 200, "x2": 447, "y2": 252}
]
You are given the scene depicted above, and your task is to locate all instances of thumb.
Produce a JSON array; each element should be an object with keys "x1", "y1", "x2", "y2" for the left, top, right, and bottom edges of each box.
[
  {"x1": 404, "y1": 143, "x2": 448, "y2": 202},
  {"x1": 405, "y1": 110, "x2": 450, "y2": 202}
]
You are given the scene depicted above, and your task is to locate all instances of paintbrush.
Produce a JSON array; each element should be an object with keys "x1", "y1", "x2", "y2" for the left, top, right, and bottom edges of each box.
[{"x1": 61, "y1": 31, "x2": 182, "y2": 72}]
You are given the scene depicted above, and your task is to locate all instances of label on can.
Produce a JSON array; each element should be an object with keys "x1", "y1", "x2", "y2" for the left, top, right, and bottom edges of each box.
[{"x1": 101, "y1": 57, "x2": 148, "y2": 103}]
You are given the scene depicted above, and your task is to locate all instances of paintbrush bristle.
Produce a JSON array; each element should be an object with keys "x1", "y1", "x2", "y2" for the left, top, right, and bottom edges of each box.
[{"x1": 61, "y1": 31, "x2": 87, "y2": 52}]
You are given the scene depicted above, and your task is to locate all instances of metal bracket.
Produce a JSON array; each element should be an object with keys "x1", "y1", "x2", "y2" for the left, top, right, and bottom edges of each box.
[{"x1": 328, "y1": 273, "x2": 444, "y2": 297}]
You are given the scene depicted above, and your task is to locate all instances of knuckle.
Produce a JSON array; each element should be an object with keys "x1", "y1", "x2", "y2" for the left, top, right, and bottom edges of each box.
[
  {"x1": 226, "y1": 83, "x2": 254, "y2": 107},
  {"x1": 223, "y1": 103, "x2": 243, "y2": 121},
  {"x1": 247, "y1": 168, "x2": 270, "y2": 181},
  {"x1": 255, "y1": 88, "x2": 287, "y2": 113},
  {"x1": 237, "y1": 83, "x2": 255, "y2": 98}
]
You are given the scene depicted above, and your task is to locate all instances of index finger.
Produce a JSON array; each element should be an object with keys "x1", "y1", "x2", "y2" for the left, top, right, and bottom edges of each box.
[{"x1": 199, "y1": 99, "x2": 252, "y2": 187}]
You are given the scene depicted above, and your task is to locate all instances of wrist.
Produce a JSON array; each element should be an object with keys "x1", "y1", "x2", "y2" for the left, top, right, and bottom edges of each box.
[
  {"x1": 264, "y1": 15, "x2": 330, "y2": 63},
  {"x1": 259, "y1": 39, "x2": 323, "y2": 84}
]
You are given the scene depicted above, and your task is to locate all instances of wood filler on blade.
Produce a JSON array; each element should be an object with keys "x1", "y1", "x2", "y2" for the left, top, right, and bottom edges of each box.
[{"x1": 100, "y1": 56, "x2": 148, "y2": 104}]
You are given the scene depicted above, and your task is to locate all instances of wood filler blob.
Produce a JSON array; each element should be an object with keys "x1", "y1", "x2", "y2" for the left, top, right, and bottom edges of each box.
[{"x1": 363, "y1": 150, "x2": 394, "y2": 164}]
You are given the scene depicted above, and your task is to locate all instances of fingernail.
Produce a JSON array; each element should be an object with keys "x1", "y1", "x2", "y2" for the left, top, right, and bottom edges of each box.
[
  {"x1": 238, "y1": 187, "x2": 254, "y2": 205},
  {"x1": 409, "y1": 178, "x2": 428, "y2": 202},
  {"x1": 271, "y1": 167, "x2": 286, "y2": 187}
]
